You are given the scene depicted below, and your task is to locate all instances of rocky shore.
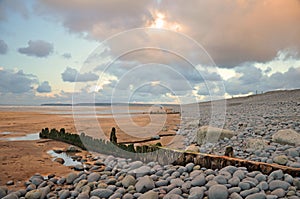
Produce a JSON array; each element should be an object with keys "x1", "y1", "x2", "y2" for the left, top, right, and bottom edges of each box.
[
  {"x1": 1, "y1": 152, "x2": 300, "y2": 199},
  {"x1": 179, "y1": 89, "x2": 300, "y2": 168}
]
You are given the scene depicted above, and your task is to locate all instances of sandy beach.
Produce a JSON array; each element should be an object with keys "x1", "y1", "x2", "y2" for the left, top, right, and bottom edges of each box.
[{"x1": 0, "y1": 105, "x2": 180, "y2": 188}]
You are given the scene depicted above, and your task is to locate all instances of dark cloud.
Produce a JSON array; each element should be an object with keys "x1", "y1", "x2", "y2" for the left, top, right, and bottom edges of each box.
[
  {"x1": 62, "y1": 53, "x2": 72, "y2": 59},
  {"x1": 0, "y1": 69, "x2": 37, "y2": 93},
  {"x1": 18, "y1": 40, "x2": 53, "y2": 57},
  {"x1": 37, "y1": 81, "x2": 52, "y2": 93},
  {"x1": 0, "y1": 40, "x2": 8, "y2": 54},
  {"x1": 35, "y1": 0, "x2": 300, "y2": 67},
  {"x1": 61, "y1": 67, "x2": 98, "y2": 82}
]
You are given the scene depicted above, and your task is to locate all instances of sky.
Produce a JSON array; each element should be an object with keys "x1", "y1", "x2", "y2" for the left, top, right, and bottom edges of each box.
[{"x1": 0, "y1": 0, "x2": 300, "y2": 105}]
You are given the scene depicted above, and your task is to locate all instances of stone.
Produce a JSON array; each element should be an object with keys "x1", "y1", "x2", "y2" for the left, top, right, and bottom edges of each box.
[
  {"x1": 25, "y1": 189, "x2": 42, "y2": 199},
  {"x1": 246, "y1": 138, "x2": 268, "y2": 150},
  {"x1": 90, "y1": 188, "x2": 114, "y2": 198},
  {"x1": 191, "y1": 174, "x2": 206, "y2": 186},
  {"x1": 272, "y1": 129, "x2": 300, "y2": 146},
  {"x1": 269, "y1": 170, "x2": 284, "y2": 180},
  {"x1": 170, "y1": 178, "x2": 184, "y2": 187},
  {"x1": 188, "y1": 187, "x2": 204, "y2": 199},
  {"x1": 123, "y1": 193, "x2": 134, "y2": 199},
  {"x1": 129, "y1": 166, "x2": 151, "y2": 178},
  {"x1": 208, "y1": 184, "x2": 228, "y2": 199},
  {"x1": 66, "y1": 145, "x2": 81, "y2": 152},
  {"x1": 135, "y1": 176, "x2": 155, "y2": 193},
  {"x1": 185, "y1": 144, "x2": 200, "y2": 153},
  {"x1": 74, "y1": 164, "x2": 84, "y2": 171},
  {"x1": 163, "y1": 194, "x2": 184, "y2": 199},
  {"x1": 245, "y1": 193, "x2": 266, "y2": 199},
  {"x1": 6, "y1": 181, "x2": 14, "y2": 186},
  {"x1": 269, "y1": 180, "x2": 290, "y2": 191},
  {"x1": 0, "y1": 186, "x2": 7, "y2": 198},
  {"x1": 66, "y1": 172, "x2": 77, "y2": 184},
  {"x1": 2, "y1": 193, "x2": 18, "y2": 199},
  {"x1": 54, "y1": 158, "x2": 65, "y2": 164},
  {"x1": 196, "y1": 126, "x2": 235, "y2": 145},
  {"x1": 230, "y1": 192, "x2": 243, "y2": 199},
  {"x1": 273, "y1": 155, "x2": 288, "y2": 165},
  {"x1": 271, "y1": 188, "x2": 285, "y2": 197},
  {"x1": 88, "y1": 172, "x2": 100, "y2": 182},
  {"x1": 122, "y1": 175, "x2": 136, "y2": 188},
  {"x1": 59, "y1": 190, "x2": 70, "y2": 199},
  {"x1": 109, "y1": 192, "x2": 122, "y2": 199},
  {"x1": 138, "y1": 190, "x2": 158, "y2": 199}
]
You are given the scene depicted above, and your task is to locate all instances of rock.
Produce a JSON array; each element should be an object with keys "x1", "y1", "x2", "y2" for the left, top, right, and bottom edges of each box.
[
  {"x1": 163, "y1": 194, "x2": 184, "y2": 199},
  {"x1": 2, "y1": 193, "x2": 18, "y2": 199},
  {"x1": 245, "y1": 193, "x2": 266, "y2": 199},
  {"x1": 269, "y1": 170, "x2": 284, "y2": 180},
  {"x1": 271, "y1": 188, "x2": 285, "y2": 197},
  {"x1": 155, "y1": 180, "x2": 169, "y2": 187},
  {"x1": 0, "y1": 186, "x2": 7, "y2": 198},
  {"x1": 122, "y1": 175, "x2": 136, "y2": 188},
  {"x1": 88, "y1": 172, "x2": 100, "y2": 182},
  {"x1": 287, "y1": 148, "x2": 299, "y2": 157},
  {"x1": 246, "y1": 138, "x2": 268, "y2": 150},
  {"x1": 273, "y1": 155, "x2": 288, "y2": 165},
  {"x1": 128, "y1": 161, "x2": 144, "y2": 170},
  {"x1": 74, "y1": 164, "x2": 84, "y2": 171},
  {"x1": 66, "y1": 172, "x2": 77, "y2": 184},
  {"x1": 6, "y1": 180, "x2": 14, "y2": 186},
  {"x1": 109, "y1": 192, "x2": 122, "y2": 199},
  {"x1": 188, "y1": 187, "x2": 204, "y2": 199},
  {"x1": 138, "y1": 190, "x2": 158, "y2": 199},
  {"x1": 66, "y1": 145, "x2": 81, "y2": 152},
  {"x1": 272, "y1": 129, "x2": 300, "y2": 146},
  {"x1": 170, "y1": 178, "x2": 184, "y2": 187},
  {"x1": 269, "y1": 180, "x2": 290, "y2": 191},
  {"x1": 129, "y1": 166, "x2": 151, "y2": 178},
  {"x1": 54, "y1": 158, "x2": 65, "y2": 164},
  {"x1": 185, "y1": 144, "x2": 200, "y2": 152},
  {"x1": 59, "y1": 190, "x2": 70, "y2": 199},
  {"x1": 191, "y1": 174, "x2": 206, "y2": 186},
  {"x1": 90, "y1": 188, "x2": 114, "y2": 198},
  {"x1": 196, "y1": 126, "x2": 235, "y2": 145},
  {"x1": 208, "y1": 184, "x2": 228, "y2": 199},
  {"x1": 25, "y1": 189, "x2": 42, "y2": 199},
  {"x1": 135, "y1": 176, "x2": 155, "y2": 193},
  {"x1": 123, "y1": 193, "x2": 134, "y2": 199},
  {"x1": 230, "y1": 192, "x2": 243, "y2": 199}
]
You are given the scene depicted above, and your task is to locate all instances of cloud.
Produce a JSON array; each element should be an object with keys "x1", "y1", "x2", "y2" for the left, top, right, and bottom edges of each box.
[
  {"x1": 0, "y1": 40, "x2": 8, "y2": 54},
  {"x1": 18, "y1": 40, "x2": 53, "y2": 57},
  {"x1": 0, "y1": 0, "x2": 29, "y2": 21},
  {"x1": 37, "y1": 81, "x2": 52, "y2": 93},
  {"x1": 61, "y1": 67, "x2": 99, "y2": 82},
  {"x1": 225, "y1": 65, "x2": 300, "y2": 95},
  {"x1": 35, "y1": 0, "x2": 300, "y2": 67},
  {"x1": 62, "y1": 52, "x2": 71, "y2": 59},
  {"x1": 0, "y1": 68, "x2": 37, "y2": 93}
]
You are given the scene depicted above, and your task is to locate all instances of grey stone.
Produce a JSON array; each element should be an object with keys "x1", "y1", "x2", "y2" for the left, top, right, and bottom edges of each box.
[
  {"x1": 59, "y1": 190, "x2": 70, "y2": 199},
  {"x1": 208, "y1": 184, "x2": 228, "y2": 199},
  {"x1": 240, "y1": 188, "x2": 260, "y2": 198},
  {"x1": 170, "y1": 178, "x2": 184, "y2": 187},
  {"x1": 213, "y1": 175, "x2": 227, "y2": 184},
  {"x1": 269, "y1": 180, "x2": 290, "y2": 191},
  {"x1": 239, "y1": 182, "x2": 251, "y2": 190},
  {"x1": 90, "y1": 188, "x2": 114, "y2": 198},
  {"x1": 2, "y1": 193, "x2": 18, "y2": 199},
  {"x1": 66, "y1": 172, "x2": 77, "y2": 184},
  {"x1": 245, "y1": 193, "x2": 266, "y2": 199},
  {"x1": 163, "y1": 194, "x2": 184, "y2": 199},
  {"x1": 269, "y1": 170, "x2": 284, "y2": 180},
  {"x1": 230, "y1": 192, "x2": 243, "y2": 199},
  {"x1": 122, "y1": 175, "x2": 136, "y2": 188},
  {"x1": 188, "y1": 187, "x2": 204, "y2": 199},
  {"x1": 271, "y1": 188, "x2": 286, "y2": 197},
  {"x1": 109, "y1": 192, "x2": 122, "y2": 199},
  {"x1": 229, "y1": 177, "x2": 240, "y2": 186},
  {"x1": 191, "y1": 174, "x2": 206, "y2": 186},
  {"x1": 138, "y1": 190, "x2": 158, "y2": 199},
  {"x1": 155, "y1": 180, "x2": 169, "y2": 187},
  {"x1": 273, "y1": 155, "x2": 288, "y2": 165},
  {"x1": 135, "y1": 176, "x2": 155, "y2": 193},
  {"x1": 0, "y1": 186, "x2": 7, "y2": 198},
  {"x1": 25, "y1": 189, "x2": 42, "y2": 199}
]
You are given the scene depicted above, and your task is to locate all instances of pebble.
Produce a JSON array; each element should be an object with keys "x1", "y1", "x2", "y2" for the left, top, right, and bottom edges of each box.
[{"x1": 208, "y1": 184, "x2": 228, "y2": 199}]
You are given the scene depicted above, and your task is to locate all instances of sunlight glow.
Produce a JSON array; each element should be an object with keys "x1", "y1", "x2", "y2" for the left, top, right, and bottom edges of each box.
[{"x1": 148, "y1": 11, "x2": 182, "y2": 32}]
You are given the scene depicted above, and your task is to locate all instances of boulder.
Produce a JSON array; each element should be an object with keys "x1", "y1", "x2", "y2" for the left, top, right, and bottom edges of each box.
[
  {"x1": 196, "y1": 126, "x2": 235, "y2": 145},
  {"x1": 272, "y1": 129, "x2": 300, "y2": 146}
]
